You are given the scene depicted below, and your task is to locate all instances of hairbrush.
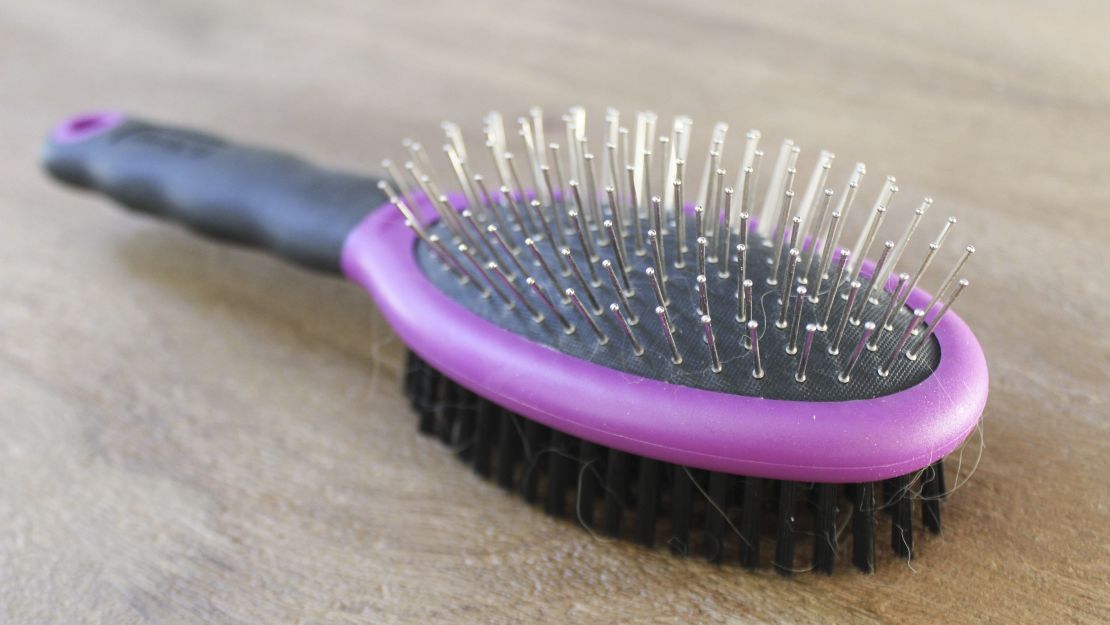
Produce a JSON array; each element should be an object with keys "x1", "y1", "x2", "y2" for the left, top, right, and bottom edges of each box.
[{"x1": 42, "y1": 108, "x2": 987, "y2": 575}]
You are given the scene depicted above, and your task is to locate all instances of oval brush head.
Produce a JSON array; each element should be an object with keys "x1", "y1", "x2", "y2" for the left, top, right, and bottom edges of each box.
[{"x1": 348, "y1": 108, "x2": 988, "y2": 575}]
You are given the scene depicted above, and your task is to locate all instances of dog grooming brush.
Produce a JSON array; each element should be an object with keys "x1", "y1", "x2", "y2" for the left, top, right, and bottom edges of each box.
[{"x1": 42, "y1": 108, "x2": 987, "y2": 575}]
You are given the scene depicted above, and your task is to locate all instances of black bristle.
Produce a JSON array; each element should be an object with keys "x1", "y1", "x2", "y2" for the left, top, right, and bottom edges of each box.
[
  {"x1": 773, "y1": 480, "x2": 799, "y2": 575},
  {"x1": 813, "y1": 483, "x2": 838, "y2": 574},
  {"x1": 520, "y1": 419, "x2": 546, "y2": 503},
  {"x1": 416, "y1": 362, "x2": 439, "y2": 435},
  {"x1": 403, "y1": 350, "x2": 420, "y2": 401},
  {"x1": 921, "y1": 461, "x2": 944, "y2": 534},
  {"x1": 703, "y1": 472, "x2": 731, "y2": 564},
  {"x1": 471, "y1": 397, "x2": 497, "y2": 477},
  {"x1": 670, "y1": 465, "x2": 694, "y2": 556},
  {"x1": 577, "y1": 441, "x2": 603, "y2": 529},
  {"x1": 852, "y1": 482, "x2": 876, "y2": 573},
  {"x1": 545, "y1": 430, "x2": 573, "y2": 517},
  {"x1": 634, "y1": 458, "x2": 660, "y2": 547},
  {"x1": 401, "y1": 365, "x2": 954, "y2": 574},
  {"x1": 435, "y1": 379, "x2": 458, "y2": 444},
  {"x1": 454, "y1": 388, "x2": 477, "y2": 461},
  {"x1": 602, "y1": 449, "x2": 630, "y2": 537},
  {"x1": 890, "y1": 474, "x2": 914, "y2": 558},
  {"x1": 494, "y1": 411, "x2": 519, "y2": 489},
  {"x1": 739, "y1": 476, "x2": 763, "y2": 569}
]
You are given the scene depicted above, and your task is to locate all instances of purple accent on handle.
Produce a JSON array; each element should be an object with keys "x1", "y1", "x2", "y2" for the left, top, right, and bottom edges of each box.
[
  {"x1": 51, "y1": 111, "x2": 127, "y2": 144},
  {"x1": 340, "y1": 196, "x2": 988, "y2": 483}
]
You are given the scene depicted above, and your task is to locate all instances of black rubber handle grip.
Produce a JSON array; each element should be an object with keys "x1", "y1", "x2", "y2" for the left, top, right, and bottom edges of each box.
[{"x1": 41, "y1": 114, "x2": 388, "y2": 274}]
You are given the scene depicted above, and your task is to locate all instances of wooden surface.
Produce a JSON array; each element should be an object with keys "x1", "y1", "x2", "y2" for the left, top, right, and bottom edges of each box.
[{"x1": 2, "y1": 1, "x2": 1108, "y2": 623}]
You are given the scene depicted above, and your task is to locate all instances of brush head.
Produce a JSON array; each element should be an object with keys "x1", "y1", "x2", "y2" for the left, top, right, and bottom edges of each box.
[{"x1": 347, "y1": 108, "x2": 987, "y2": 487}]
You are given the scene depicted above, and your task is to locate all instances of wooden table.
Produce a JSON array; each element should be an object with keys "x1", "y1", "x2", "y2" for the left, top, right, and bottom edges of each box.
[{"x1": 2, "y1": 1, "x2": 1106, "y2": 622}]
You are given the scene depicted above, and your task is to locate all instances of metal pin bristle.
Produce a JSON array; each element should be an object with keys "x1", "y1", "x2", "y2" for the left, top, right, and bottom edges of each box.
[
  {"x1": 390, "y1": 107, "x2": 976, "y2": 387},
  {"x1": 567, "y1": 288, "x2": 607, "y2": 344},
  {"x1": 611, "y1": 303, "x2": 644, "y2": 356}
]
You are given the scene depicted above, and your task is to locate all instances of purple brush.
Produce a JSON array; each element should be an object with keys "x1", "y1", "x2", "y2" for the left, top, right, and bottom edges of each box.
[{"x1": 43, "y1": 108, "x2": 987, "y2": 575}]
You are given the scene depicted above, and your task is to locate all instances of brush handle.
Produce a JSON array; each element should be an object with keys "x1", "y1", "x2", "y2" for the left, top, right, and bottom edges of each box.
[{"x1": 42, "y1": 112, "x2": 387, "y2": 273}]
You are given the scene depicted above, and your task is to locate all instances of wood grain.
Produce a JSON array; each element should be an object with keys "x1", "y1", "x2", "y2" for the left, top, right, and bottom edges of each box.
[{"x1": 2, "y1": 0, "x2": 1107, "y2": 623}]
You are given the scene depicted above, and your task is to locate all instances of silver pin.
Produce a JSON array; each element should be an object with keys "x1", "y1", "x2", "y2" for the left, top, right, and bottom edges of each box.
[
  {"x1": 934, "y1": 216, "x2": 958, "y2": 250},
  {"x1": 787, "y1": 286, "x2": 808, "y2": 354},
  {"x1": 702, "y1": 315, "x2": 722, "y2": 373},
  {"x1": 673, "y1": 180, "x2": 686, "y2": 268},
  {"x1": 461, "y1": 209, "x2": 499, "y2": 263},
  {"x1": 739, "y1": 210, "x2": 751, "y2": 250},
  {"x1": 390, "y1": 197, "x2": 427, "y2": 247},
  {"x1": 809, "y1": 210, "x2": 842, "y2": 302},
  {"x1": 696, "y1": 235, "x2": 708, "y2": 278},
  {"x1": 870, "y1": 272, "x2": 910, "y2": 349},
  {"x1": 780, "y1": 248, "x2": 801, "y2": 309},
  {"x1": 569, "y1": 209, "x2": 600, "y2": 281},
  {"x1": 657, "y1": 306, "x2": 682, "y2": 365},
  {"x1": 500, "y1": 184, "x2": 530, "y2": 235},
  {"x1": 740, "y1": 278, "x2": 754, "y2": 326},
  {"x1": 378, "y1": 179, "x2": 421, "y2": 230},
  {"x1": 739, "y1": 166, "x2": 755, "y2": 245},
  {"x1": 708, "y1": 169, "x2": 726, "y2": 261},
  {"x1": 646, "y1": 268, "x2": 673, "y2": 330},
  {"x1": 530, "y1": 198, "x2": 558, "y2": 247},
  {"x1": 852, "y1": 240, "x2": 895, "y2": 324},
  {"x1": 487, "y1": 224, "x2": 528, "y2": 281},
  {"x1": 525, "y1": 238, "x2": 567, "y2": 302},
  {"x1": 717, "y1": 187, "x2": 735, "y2": 277},
  {"x1": 548, "y1": 143, "x2": 570, "y2": 215},
  {"x1": 648, "y1": 229, "x2": 669, "y2": 300},
  {"x1": 890, "y1": 240, "x2": 943, "y2": 326},
  {"x1": 566, "y1": 288, "x2": 607, "y2": 345},
  {"x1": 735, "y1": 243, "x2": 749, "y2": 308},
  {"x1": 768, "y1": 189, "x2": 795, "y2": 285},
  {"x1": 568, "y1": 182, "x2": 598, "y2": 260},
  {"x1": 879, "y1": 309, "x2": 925, "y2": 376},
  {"x1": 605, "y1": 187, "x2": 630, "y2": 264},
  {"x1": 787, "y1": 216, "x2": 802, "y2": 259},
  {"x1": 838, "y1": 321, "x2": 876, "y2": 383},
  {"x1": 694, "y1": 206, "x2": 705, "y2": 253},
  {"x1": 748, "y1": 320, "x2": 765, "y2": 379},
  {"x1": 829, "y1": 280, "x2": 862, "y2": 355},
  {"x1": 908, "y1": 279, "x2": 968, "y2": 359},
  {"x1": 472, "y1": 174, "x2": 514, "y2": 238},
  {"x1": 800, "y1": 189, "x2": 835, "y2": 285},
  {"x1": 819, "y1": 249, "x2": 851, "y2": 331},
  {"x1": 611, "y1": 303, "x2": 644, "y2": 356},
  {"x1": 697, "y1": 274, "x2": 710, "y2": 317},
  {"x1": 650, "y1": 195, "x2": 664, "y2": 242},
  {"x1": 606, "y1": 144, "x2": 623, "y2": 223},
  {"x1": 602, "y1": 259, "x2": 637, "y2": 324},
  {"x1": 796, "y1": 324, "x2": 817, "y2": 383},
  {"x1": 626, "y1": 165, "x2": 646, "y2": 256},
  {"x1": 795, "y1": 151, "x2": 834, "y2": 245},
  {"x1": 381, "y1": 161, "x2": 416, "y2": 212},
  {"x1": 583, "y1": 153, "x2": 605, "y2": 239},
  {"x1": 454, "y1": 243, "x2": 495, "y2": 299},
  {"x1": 849, "y1": 177, "x2": 896, "y2": 271},
  {"x1": 505, "y1": 153, "x2": 541, "y2": 235},
  {"x1": 539, "y1": 167, "x2": 568, "y2": 248},
  {"x1": 490, "y1": 262, "x2": 542, "y2": 322},
  {"x1": 461, "y1": 249, "x2": 511, "y2": 306},
  {"x1": 604, "y1": 219, "x2": 632, "y2": 293},
  {"x1": 876, "y1": 198, "x2": 931, "y2": 288},
  {"x1": 924, "y1": 245, "x2": 975, "y2": 319},
  {"x1": 848, "y1": 205, "x2": 888, "y2": 285},
  {"x1": 561, "y1": 248, "x2": 602, "y2": 314}
]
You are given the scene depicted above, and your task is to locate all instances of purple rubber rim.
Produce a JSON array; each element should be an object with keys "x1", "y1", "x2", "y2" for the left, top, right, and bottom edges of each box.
[
  {"x1": 342, "y1": 196, "x2": 988, "y2": 483},
  {"x1": 51, "y1": 111, "x2": 127, "y2": 144}
]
